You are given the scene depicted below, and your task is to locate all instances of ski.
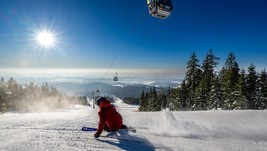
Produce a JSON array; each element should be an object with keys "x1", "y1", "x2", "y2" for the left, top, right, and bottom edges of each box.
[
  {"x1": 81, "y1": 126, "x2": 136, "y2": 133},
  {"x1": 81, "y1": 127, "x2": 98, "y2": 131}
]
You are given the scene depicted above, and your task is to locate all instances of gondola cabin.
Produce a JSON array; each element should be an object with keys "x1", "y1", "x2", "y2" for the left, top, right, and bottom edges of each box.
[
  {"x1": 147, "y1": 0, "x2": 173, "y2": 19},
  {"x1": 113, "y1": 73, "x2": 118, "y2": 81}
]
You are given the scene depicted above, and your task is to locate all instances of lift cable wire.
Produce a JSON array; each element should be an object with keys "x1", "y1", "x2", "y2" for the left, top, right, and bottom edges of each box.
[
  {"x1": 114, "y1": 5, "x2": 148, "y2": 76},
  {"x1": 116, "y1": 18, "x2": 162, "y2": 74},
  {"x1": 96, "y1": 4, "x2": 147, "y2": 92}
]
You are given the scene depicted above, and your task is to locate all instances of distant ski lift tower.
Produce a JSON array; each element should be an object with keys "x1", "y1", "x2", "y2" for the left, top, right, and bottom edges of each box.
[
  {"x1": 147, "y1": 0, "x2": 173, "y2": 19},
  {"x1": 113, "y1": 73, "x2": 118, "y2": 81}
]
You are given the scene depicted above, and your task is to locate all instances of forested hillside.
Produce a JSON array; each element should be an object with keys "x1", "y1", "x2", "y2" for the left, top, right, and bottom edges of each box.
[
  {"x1": 140, "y1": 50, "x2": 267, "y2": 111},
  {"x1": 0, "y1": 78, "x2": 87, "y2": 112}
]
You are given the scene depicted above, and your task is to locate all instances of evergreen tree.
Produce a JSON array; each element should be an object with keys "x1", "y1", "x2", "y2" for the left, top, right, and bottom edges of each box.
[
  {"x1": 255, "y1": 75, "x2": 262, "y2": 109},
  {"x1": 237, "y1": 69, "x2": 246, "y2": 96},
  {"x1": 145, "y1": 92, "x2": 149, "y2": 111},
  {"x1": 161, "y1": 94, "x2": 168, "y2": 109},
  {"x1": 157, "y1": 88, "x2": 167, "y2": 110},
  {"x1": 233, "y1": 69, "x2": 247, "y2": 109},
  {"x1": 7, "y1": 77, "x2": 19, "y2": 98},
  {"x1": 168, "y1": 87, "x2": 179, "y2": 111},
  {"x1": 185, "y1": 52, "x2": 202, "y2": 108},
  {"x1": 165, "y1": 87, "x2": 172, "y2": 109},
  {"x1": 221, "y1": 52, "x2": 240, "y2": 109},
  {"x1": 209, "y1": 75, "x2": 223, "y2": 109},
  {"x1": 0, "y1": 103, "x2": 8, "y2": 112},
  {"x1": 195, "y1": 76, "x2": 209, "y2": 110},
  {"x1": 41, "y1": 82, "x2": 50, "y2": 96},
  {"x1": 195, "y1": 49, "x2": 219, "y2": 110},
  {"x1": 245, "y1": 64, "x2": 258, "y2": 109},
  {"x1": 231, "y1": 90, "x2": 247, "y2": 110},
  {"x1": 178, "y1": 80, "x2": 189, "y2": 110},
  {"x1": 147, "y1": 87, "x2": 158, "y2": 111},
  {"x1": 139, "y1": 90, "x2": 147, "y2": 111},
  {"x1": 257, "y1": 69, "x2": 267, "y2": 109},
  {"x1": 223, "y1": 52, "x2": 240, "y2": 88}
]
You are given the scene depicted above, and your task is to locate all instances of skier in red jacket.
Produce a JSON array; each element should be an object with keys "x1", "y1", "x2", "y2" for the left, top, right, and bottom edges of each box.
[{"x1": 94, "y1": 97, "x2": 127, "y2": 138}]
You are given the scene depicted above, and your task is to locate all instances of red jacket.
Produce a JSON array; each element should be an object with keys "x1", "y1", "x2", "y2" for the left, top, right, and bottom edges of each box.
[{"x1": 96, "y1": 99, "x2": 123, "y2": 135}]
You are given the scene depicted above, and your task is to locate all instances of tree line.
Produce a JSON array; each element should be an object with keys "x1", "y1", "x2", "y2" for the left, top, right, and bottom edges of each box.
[
  {"x1": 0, "y1": 77, "x2": 87, "y2": 113},
  {"x1": 139, "y1": 49, "x2": 267, "y2": 111}
]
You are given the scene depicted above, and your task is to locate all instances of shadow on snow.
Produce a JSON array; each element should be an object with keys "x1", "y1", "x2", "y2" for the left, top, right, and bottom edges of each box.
[{"x1": 96, "y1": 130, "x2": 157, "y2": 151}]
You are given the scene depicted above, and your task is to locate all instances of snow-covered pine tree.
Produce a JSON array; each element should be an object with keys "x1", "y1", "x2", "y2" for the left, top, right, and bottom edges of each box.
[
  {"x1": 221, "y1": 52, "x2": 240, "y2": 109},
  {"x1": 255, "y1": 75, "x2": 262, "y2": 109},
  {"x1": 165, "y1": 87, "x2": 172, "y2": 109},
  {"x1": 195, "y1": 76, "x2": 209, "y2": 110},
  {"x1": 195, "y1": 49, "x2": 219, "y2": 110},
  {"x1": 178, "y1": 80, "x2": 189, "y2": 110},
  {"x1": 160, "y1": 94, "x2": 168, "y2": 110},
  {"x1": 185, "y1": 52, "x2": 202, "y2": 109},
  {"x1": 167, "y1": 87, "x2": 179, "y2": 111},
  {"x1": 147, "y1": 87, "x2": 158, "y2": 111},
  {"x1": 231, "y1": 90, "x2": 247, "y2": 110},
  {"x1": 258, "y1": 69, "x2": 267, "y2": 109},
  {"x1": 233, "y1": 69, "x2": 247, "y2": 109},
  {"x1": 139, "y1": 90, "x2": 147, "y2": 111},
  {"x1": 7, "y1": 77, "x2": 19, "y2": 96},
  {"x1": 209, "y1": 75, "x2": 223, "y2": 110},
  {"x1": 245, "y1": 64, "x2": 258, "y2": 109}
]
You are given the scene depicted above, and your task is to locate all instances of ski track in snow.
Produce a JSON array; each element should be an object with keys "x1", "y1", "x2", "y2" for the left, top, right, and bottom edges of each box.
[{"x1": 1, "y1": 104, "x2": 267, "y2": 151}]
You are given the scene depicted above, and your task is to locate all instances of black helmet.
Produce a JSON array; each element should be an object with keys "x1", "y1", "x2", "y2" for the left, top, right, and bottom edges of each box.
[{"x1": 96, "y1": 97, "x2": 106, "y2": 106}]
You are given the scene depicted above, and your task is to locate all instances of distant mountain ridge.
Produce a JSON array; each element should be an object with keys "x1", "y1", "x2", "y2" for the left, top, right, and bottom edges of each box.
[{"x1": 52, "y1": 80, "x2": 181, "y2": 98}]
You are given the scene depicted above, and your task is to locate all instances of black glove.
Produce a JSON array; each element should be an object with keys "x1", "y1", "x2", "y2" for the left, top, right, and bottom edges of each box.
[{"x1": 94, "y1": 133, "x2": 100, "y2": 138}]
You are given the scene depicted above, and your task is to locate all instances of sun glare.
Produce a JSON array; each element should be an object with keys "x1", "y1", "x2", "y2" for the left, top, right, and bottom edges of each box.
[{"x1": 35, "y1": 31, "x2": 56, "y2": 49}]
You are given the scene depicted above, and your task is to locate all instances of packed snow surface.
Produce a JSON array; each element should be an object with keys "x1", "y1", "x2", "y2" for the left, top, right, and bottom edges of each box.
[{"x1": 1, "y1": 102, "x2": 267, "y2": 151}]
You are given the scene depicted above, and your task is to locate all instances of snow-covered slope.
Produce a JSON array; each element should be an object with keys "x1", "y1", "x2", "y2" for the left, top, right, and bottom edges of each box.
[{"x1": 1, "y1": 103, "x2": 267, "y2": 151}]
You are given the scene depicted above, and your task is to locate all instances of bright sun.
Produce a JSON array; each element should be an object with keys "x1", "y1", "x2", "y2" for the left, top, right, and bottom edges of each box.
[{"x1": 35, "y1": 31, "x2": 56, "y2": 48}]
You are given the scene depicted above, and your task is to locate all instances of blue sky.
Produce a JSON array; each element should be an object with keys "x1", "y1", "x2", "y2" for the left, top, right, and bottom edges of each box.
[{"x1": 0, "y1": 0, "x2": 267, "y2": 77}]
